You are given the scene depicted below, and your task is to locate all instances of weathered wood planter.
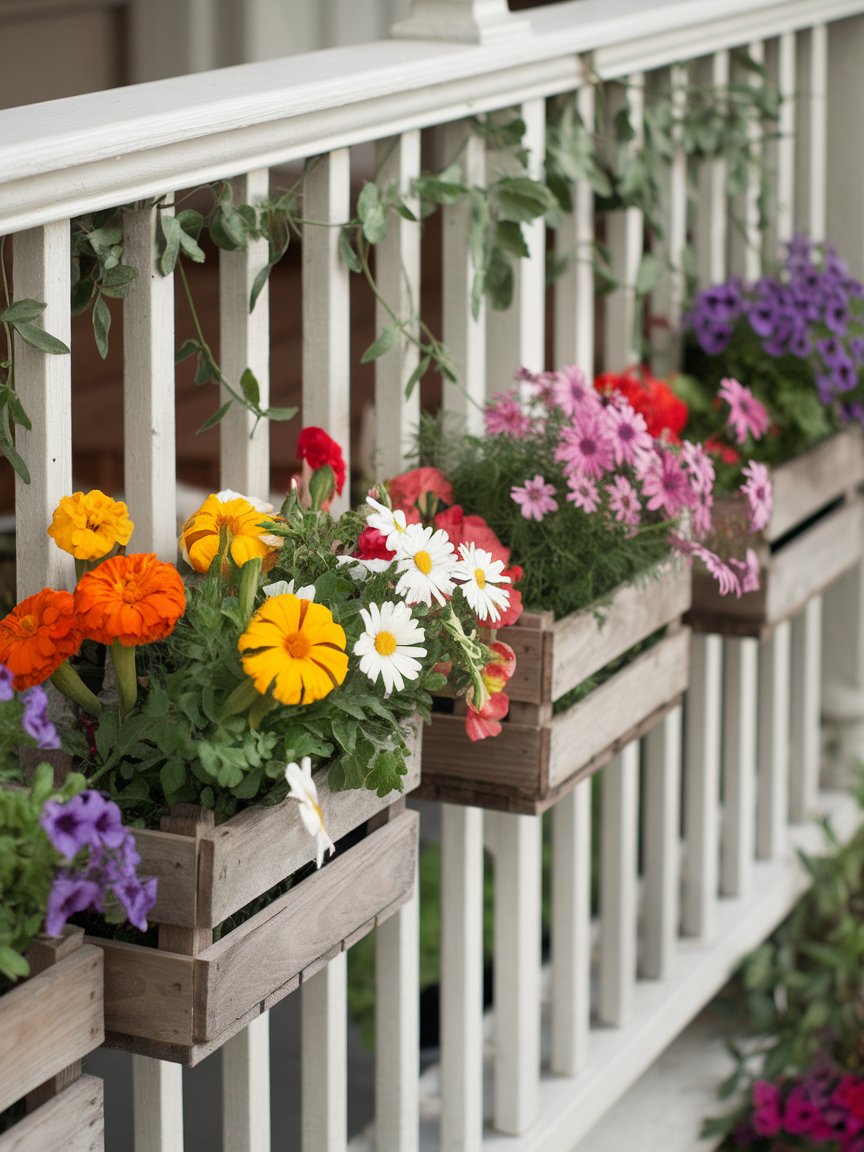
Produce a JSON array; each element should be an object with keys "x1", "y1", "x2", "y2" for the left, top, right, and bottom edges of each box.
[
  {"x1": 0, "y1": 926, "x2": 104, "y2": 1152},
  {"x1": 418, "y1": 560, "x2": 691, "y2": 814},
  {"x1": 92, "y1": 730, "x2": 421, "y2": 1065},
  {"x1": 687, "y1": 429, "x2": 864, "y2": 638}
]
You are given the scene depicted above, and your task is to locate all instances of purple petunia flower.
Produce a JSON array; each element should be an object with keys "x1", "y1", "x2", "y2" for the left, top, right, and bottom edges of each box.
[
  {"x1": 44, "y1": 875, "x2": 101, "y2": 937},
  {"x1": 21, "y1": 685, "x2": 60, "y2": 749},
  {"x1": 0, "y1": 663, "x2": 13, "y2": 703},
  {"x1": 113, "y1": 875, "x2": 158, "y2": 933}
]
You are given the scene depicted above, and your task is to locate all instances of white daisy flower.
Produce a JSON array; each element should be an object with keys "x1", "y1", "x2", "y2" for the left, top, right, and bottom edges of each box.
[
  {"x1": 264, "y1": 578, "x2": 316, "y2": 600},
  {"x1": 394, "y1": 522, "x2": 457, "y2": 606},
  {"x1": 365, "y1": 496, "x2": 411, "y2": 554},
  {"x1": 452, "y1": 542, "x2": 511, "y2": 624},
  {"x1": 335, "y1": 555, "x2": 395, "y2": 582},
  {"x1": 215, "y1": 489, "x2": 274, "y2": 513},
  {"x1": 285, "y1": 757, "x2": 335, "y2": 869},
  {"x1": 354, "y1": 601, "x2": 427, "y2": 695}
]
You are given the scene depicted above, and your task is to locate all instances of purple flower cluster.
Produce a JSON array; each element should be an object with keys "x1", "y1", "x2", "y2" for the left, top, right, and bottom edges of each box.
[
  {"x1": 0, "y1": 662, "x2": 60, "y2": 751},
  {"x1": 687, "y1": 235, "x2": 864, "y2": 422},
  {"x1": 40, "y1": 790, "x2": 157, "y2": 936},
  {"x1": 736, "y1": 1067, "x2": 864, "y2": 1149}
]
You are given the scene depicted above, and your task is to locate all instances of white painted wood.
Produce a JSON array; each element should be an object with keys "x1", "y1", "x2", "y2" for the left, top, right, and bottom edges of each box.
[
  {"x1": 790, "y1": 596, "x2": 822, "y2": 821},
  {"x1": 376, "y1": 886, "x2": 419, "y2": 1152},
  {"x1": 720, "y1": 637, "x2": 758, "y2": 899},
  {"x1": 757, "y1": 621, "x2": 791, "y2": 860},
  {"x1": 486, "y1": 97, "x2": 546, "y2": 381},
  {"x1": 550, "y1": 779, "x2": 591, "y2": 1076},
  {"x1": 828, "y1": 17, "x2": 864, "y2": 271},
  {"x1": 219, "y1": 168, "x2": 270, "y2": 499},
  {"x1": 682, "y1": 634, "x2": 722, "y2": 940},
  {"x1": 392, "y1": 0, "x2": 527, "y2": 44},
  {"x1": 729, "y1": 41, "x2": 764, "y2": 282},
  {"x1": 651, "y1": 64, "x2": 687, "y2": 378},
  {"x1": 301, "y1": 952, "x2": 348, "y2": 1152},
  {"x1": 11, "y1": 222, "x2": 73, "y2": 597},
  {"x1": 123, "y1": 203, "x2": 177, "y2": 559},
  {"x1": 374, "y1": 131, "x2": 421, "y2": 477},
  {"x1": 488, "y1": 810, "x2": 541, "y2": 1135},
  {"x1": 440, "y1": 802, "x2": 484, "y2": 1152},
  {"x1": 441, "y1": 121, "x2": 486, "y2": 434},
  {"x1": 222, "y1": 1013, "x2": 271, "y2": 1152},
  {"x1": 303, "y1": 149, "x2": 351, "y2": 513},
  {"x1": 764, "y1": 32, "x2": 796, "y2": 258},
  {"x1": 553, "y1": 82, "x2": 595, "y2": 378},
  {"x1": 795, "y1": 23, "x2": 827, "y2": 240},
  {"x1": 129, "y1": 0, "x2": 217, "y2": 82},
  {"x1": 604, "y1": 75, "x2": 644, "y2": 367},
  {"x1": 641, "y1": 706, "x2": 682, "y2": 981},
  {"x1": 695, "y1": 50, "x2": 729, "y2": 287},
  {"x1": 599, "y1": 741, "x2": 639, "y2": 1027},
  {"x1": 132, "y1": 1055, "x2": 184, "y2": 1152}
]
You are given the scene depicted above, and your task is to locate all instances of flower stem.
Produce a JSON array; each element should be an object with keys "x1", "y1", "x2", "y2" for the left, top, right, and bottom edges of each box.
[
  {"x1": 221, "y1": 677, "x2": 260, "y2": 719},
  {"x1": 238, "y1": 556, "x2": 262, "y2": 623},
  {"x1": 50, "y1": 660, "x2": 102, "y2": 716},
  {"x1": 110, "y1": 642, "x2": 138, "y2": 715}
]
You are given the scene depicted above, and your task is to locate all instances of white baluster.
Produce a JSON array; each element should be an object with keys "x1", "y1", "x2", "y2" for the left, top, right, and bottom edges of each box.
[
  {"x1": 641, "y1": 706, "x2": 682, "y2": 980},
  {"x1": 554, "y1": 81, "x2": 595, "y2": 379},
  {"x1": 392, "y1": 0, "x2": 527, "y2": 44},
  {"x1": 488, "y1": 810, "x2": 541, "y2": 1135},
  {"x1": 729, "y1": 41, "x2": 764, "y2": 282},
  {"x1": 796, "y1": 24, "x2": 827, "y2": 241},
  {"x1": 303, "y1": 149, "x2": 351, "y2": 511},
  {"x1": 11, "y1": 222, "x2": 72, "y2": 596},
  {"x1": 123, "y1": 203, "x2": 177, "y2": 558},
  {"x1": 756, "y1": 622, "x2": 791, "y2": 859},
  {"x1": 302, "y1": 953, "x2": 348, "y2": 1152},
  {"x1": 550, "y1": 779, "x2": 591, "y2": 1075},
  {"x1": 696, "y1": 50, "x2": 729, "y2": 286},
  {"x1": 764, "y1": 32, "x2": 796, "y2": 256},
  {"x1": 651, "y1": 64, "x2": 688, "y2": 378},
  {"x1": 720, "y1": 637, "x2": 758, "y2": 898},
  {"x1": 376, "y1": 881, "x2": 419, "y2": 1152},
  {"x1": 682, "y1": 634, "x2": 722, "y2": 939},
  {"x1": 486, "y1": 97, "x2": 546, "y2": 381},
  {"x1": 604, "y1": 76, "x2": 644, "y2": 367},
  {"x1": 219, "y1": 168, "x2": 271, "y2": 499},
  {"x1": 440, "y1": 803, "x2": 484, "y2": 1152},
  {"x1": 598, "y1": 741, "x2": 639, "y2": 1026},
  {"x1": 374, "y1": 130, "x2": 421, "y2": 478},
  {"x1": 790, "y1": 597, "x2": 822, "y2": 821},
  {"x1": 222, "y1": 1013, "x2": 271, "y2": 1152},
  {"x1": 132, "y1": 1055, "x2": 184, "y2": 1152}
]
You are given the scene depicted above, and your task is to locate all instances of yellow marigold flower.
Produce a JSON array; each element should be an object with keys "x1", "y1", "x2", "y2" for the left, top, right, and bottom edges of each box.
[
  {"x1": 239, "y1": 593, "x2": 348, "y2": 706},
  {"x1": 48, "y1": 490, "x2": 134, "y2": 561},
  {"x1": 179, "y1": 492, "x2": 282, "y2": 575}
]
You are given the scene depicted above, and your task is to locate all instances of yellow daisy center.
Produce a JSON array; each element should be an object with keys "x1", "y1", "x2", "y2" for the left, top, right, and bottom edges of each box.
[
  {"x1": 284, "y1": 631, "x2": 312, "y2": 660},
  {"x1": 375, "y1": 630, "x2": 398, "y2": 656},
  {"x1": 414, "y1": 550, "x2": 432, "y2": 574},
  {"x1": 474, "y1": 567, "x2": 487, "y2": 590}
]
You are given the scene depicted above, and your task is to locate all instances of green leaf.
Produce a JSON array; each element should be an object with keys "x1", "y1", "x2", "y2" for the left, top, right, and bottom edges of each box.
[
  {"x1": 494, "y1": 220, "x2": 530, "y2": 259},
  {"x1": 197, "y1": 400, "x2": 233, "y2": 434},
  {"x1": 177, "y1": 211, "x2": 206, "y2": 263},
  {"x1": 361, "y1": 324, "x2": 398, "y2": 364},
  {"x1": 0, "y1": 299, "x2": 46, "y2": 324},
  {"x1": 175, "y1": 338, "x2": 200, "y2": 364},
  {"x1": 0, "y1": 945, "x2": 29, "y2": 981},
  {"x1": 263, "y1": 405, "x2": 298, "y2": 422},
  {"x1": 357, "y1": 183, "x2": 388, "y2": 245},
  {"x1": 338, "y1": 228, "x2": 362, "y2": 275},
  {"x1": 70, "y1": 278, "x2": 95, "y2": 315},
  {"x1": 100, "y1": 264, "x2": 138, "y2": 297},
  {"x1": 405, "y1": 355, "x2": 431, "y2": 399},
  {"x1": 240, "y1": 368, "x2": 260, "y2": 407},
  {"x1": 491, "y1": 176, "x2": 555, "y2": 223},
  {"x1": 11, "y1": 321, "x2": 69, "y2": 356},
  {"x1": 159, "y1": 213, "x2": 182, "y2": 276},
  {"x1": 485, "y1": 248, "x2": 514, "y2": 311},
  {"x1": 331, "y1": 714, "x2": 357, "y2": 755},
  {"x1": 614, "y1": 105, "x2": 635, "y2": 143},
  {"x1": 194, "y1": 352, "x2": 216, "y2": 385},
  {"x1": 249, "y1": 263, "x2": 272, "y2": 314},
  {"x1": 92, "y1": 293, "x2": 111, "y2": 360},
  {"x1": 160, "y1": 759, "x2": 187, "y2": 797},
  {"x1": 635, "y1": 252, "x2": 661, "y2": 296}
]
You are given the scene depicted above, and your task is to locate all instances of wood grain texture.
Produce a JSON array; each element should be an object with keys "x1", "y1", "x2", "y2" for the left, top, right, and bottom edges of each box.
[
  {"x1": 127, "y1": 829, "x2": 199, "y2": 929},
  {"x1": 0, "y1": 1076, "x2": 104, "y2": 1152},
  {"x1": 157, "y1": 806, "x2": 214, "y2": 953},
  {"x1": 93, "y1": 939, "x2": 195, "y2": 1048},
  {"x1": 769, "y1": 428, "x2": 864, "y2": 541},
  {"x1": 0, "y1": 945, "x2": 103, "y2": 1113}
]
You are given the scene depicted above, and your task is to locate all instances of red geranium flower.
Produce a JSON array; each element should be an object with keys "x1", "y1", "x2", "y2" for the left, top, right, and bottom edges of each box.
[
  {"x1": 353, "y1": 526, "x2": 396, "y2": 561},
  {"x1": 465, "y1": 691, "x2": 510, "y2": 741},
  {"x1": 296, "y1": 427, "x2": 346, "y2": 495},
  {"x1": 598, "y1": 366, "x2": 689, "y2": 442},
  {"x1": 389, "y1": 467, "x2": 453, "y2": 519}
]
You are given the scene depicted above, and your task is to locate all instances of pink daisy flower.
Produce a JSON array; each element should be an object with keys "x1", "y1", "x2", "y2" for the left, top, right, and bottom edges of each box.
[
  {"x1": 692, "y1": 490, "x2": 714, "y2": 537},
  {"x1": 729, "y1": 548, "x2": 761, "y2": 594},
  {"x1": 485, "y1": 390, "x2": 532, "y2": 439},
  {"x1": 530, "y1": 371, "x2": 562, "y2": 409},
  {"x1": 604, "y1": 398, "x2": 653, "y2": 467},
  {"x1": 718, "y1": 377, "x2": 769, "y2": 445},
  {"x1": 511, "y1": 475, "x2": 559, "y2": 522},
  {"x1": 677, "y1": 539, "x2": 742, "y2": 598},
  {"x1": 553, "y1": 365, "x2": 597, "y2": 417},
  {"x1": 639, "y1": 449, "x2": 694, "y2": 518},
  {"x1": 556, "y1": 406, "x2": 615, "y2": 480},
  {"x1": 740, "y1": 461, "x2": 773, "y2": 532},
  {"x1": 566, "y1": 476, "x2": 600, "y2": 513},
  {"x1": 682, "y1": 440, "x2": 716, "y2": 496},
  {"x1": 605, "y1": 475, "x2": 641, "y2": 527}
]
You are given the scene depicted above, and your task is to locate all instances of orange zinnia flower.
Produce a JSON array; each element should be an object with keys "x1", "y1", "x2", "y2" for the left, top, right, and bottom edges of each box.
[
  {"x1": 75, "y1": 553, "x2": 186, "y2": 647},
  {"x1": 0, "y1": 589, "x2": 81, "y2": 690}
]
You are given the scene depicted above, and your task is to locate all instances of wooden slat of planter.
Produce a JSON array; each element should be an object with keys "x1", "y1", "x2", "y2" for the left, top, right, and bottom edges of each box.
[
  {"x1": 548, "y1": 627, "x2": 691, "y2": 788},
  {"x1": 203, "y1": 727, "x2": 422, "y2": 928},
  {"x1": 0, "y1": 946, "x2": 103, "y2": 1114},
  {"x1": 766, "y1": 498, "x2": 864, "y2": 622},
  {"x1": 769, "y1": 427, "x2": 864, "y2": 542},
  {"x1": 0, "y1": 1075, "x2": 104, "y2": 1152},
  {"x1": 95, "y1": 939, "x2": 195, "y2": 1048},
  {"x1": 197, "y1": 810, "x2": 418, "y2": 1044},
  {"x1": 130, "y1": 830, "x2": 199, "y2": 929}
]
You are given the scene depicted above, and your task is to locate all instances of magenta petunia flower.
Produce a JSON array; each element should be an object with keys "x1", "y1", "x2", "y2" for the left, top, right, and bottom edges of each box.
[
  {"x1": 511, "y1": 475, "x2": 559, "y2": 522},
  {"x1": 718, "y1": 377, "x2": 769, "y2": 444},
  {"x1": 740, "y1": 460, "x2": 773, "y2": 532}
]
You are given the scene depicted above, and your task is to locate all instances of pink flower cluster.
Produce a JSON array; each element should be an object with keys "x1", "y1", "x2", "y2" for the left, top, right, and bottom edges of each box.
[
  {"x1": 488, "y1": 367, "x2": 771, "y2": 599},
  {"x1": 738, "y1": 1069, "x2": 864, "y2": 1150}
]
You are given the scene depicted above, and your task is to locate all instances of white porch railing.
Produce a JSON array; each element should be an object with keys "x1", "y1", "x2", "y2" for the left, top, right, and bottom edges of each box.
[{"x1": 2, "y1": 2, "x2": 864, "y2": 1150}]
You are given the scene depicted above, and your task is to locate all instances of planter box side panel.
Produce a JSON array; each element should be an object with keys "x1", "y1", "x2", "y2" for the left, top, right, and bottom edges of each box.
[
  {"x1": 769, "y1": 428, "x2": 864, "y2": 542},
  {"x1": 0, "y1": 946, "x2": 103, "y2": 1114},
  {"x1": 0, "y1": 1075, "x2": 104, "y2": 1152},
  {"x1": 95, "y1": 939, "x2": 195, "y2": 1049},
  {"x1": 197, "y1": 809, "x2": 419, "y2": 1047}
]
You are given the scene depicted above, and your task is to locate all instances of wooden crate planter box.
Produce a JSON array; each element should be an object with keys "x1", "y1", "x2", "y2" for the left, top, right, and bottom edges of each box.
[
  {"x1": 0, "y1": 927, "x2": 104, "y2": 1152},
  {"x1": 688, "y1": 429, "x2": 864, "y2": 638},
  {"x1": 91, "y1": 732, "x2": 422, "y2": 1066},
  {"x1": 418, "y1": 560, "x2": 691, "y2": 814}
]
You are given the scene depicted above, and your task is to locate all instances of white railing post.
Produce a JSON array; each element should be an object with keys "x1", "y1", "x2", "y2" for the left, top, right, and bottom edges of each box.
[
  {"x1": 729, "y1": 41, "x2": 764, "y2": 280},
  {"x1": 302, "y1": 953, "x2": 348, "y2": 1152},
  {"x1": 651, "y1": 64, "x2": 688, "y2": 378},
  {"x1": 392, "y1": 0, "x2": 528, "y2": 44},
  {"x1": 682, "y1": 634, "x2": 722, "y2": 939},
  {"x1": 641, "y1": 706, "x2": 682, "y2": 979},
  {"x1": 550, "y1": 779, "x2": 591, "y2": 1075},
  {"x1": 604, "y1": 75, "x2": 644, "y2": 367},
  {"x1": 756, "y1": 622, "x2": 791, "y2": 859},
  {"x1": 695, "y1": 50, "x2": 730, "y2": 287},
  {"x1": 764, "y1": 31, "x2": 796, "y2": 256},
  {"x1": 376, "y1": 876, "x2": 420, "y2": 1152},
  {"x1": 598, "y1": 741, "x2": 639, "y2": 1026},
  {"x1": 132, "y1": 1055, "x2": 184, "y2": 1152},
  {"x1": 222, "y1": 1013, "x2": 271, "y2": 1152},
  {"x1": 796, "y1": 24, "x2": 827, "y2": 241},
  {"x1": 554, "y1": 81, "x2": 595, "y2": 379},
  {"x1": 721, "y1": 638, "x2": 758, "y2": 899},
  {"x1": 790, "y1": 597, "x2": 822, "y2": 820}
]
